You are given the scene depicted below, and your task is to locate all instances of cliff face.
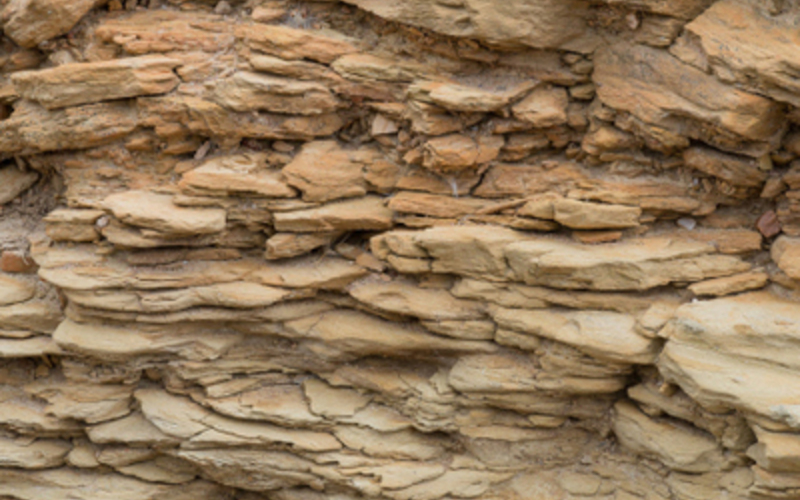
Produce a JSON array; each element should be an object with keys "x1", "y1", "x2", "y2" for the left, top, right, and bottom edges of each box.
[{"x1": 1, "y1": 0, "x2": 800, "y2": 498}]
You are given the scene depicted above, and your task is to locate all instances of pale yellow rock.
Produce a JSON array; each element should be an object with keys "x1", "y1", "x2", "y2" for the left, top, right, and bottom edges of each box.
[
  {"x1": 303, "y1": 378, "x2": 371, "y2": 418},
  {"x1": 0, "y1": 301, "x2": 63, "y2": 333},
  {"x1": 0, "y1": 101, "x2": 138, "y2": 156},
  {"x1": 283, "y1": 309, "x2": 496, "y2": 358},
  {"x1": 360, "y1": 462, "x2": 447, "y2": 490},
  {"x1": 491, "y1": 307, "x2": 658, "y2": 364},
  {"x1": 0, "y1": 165, "x2": 38, "y2": 205},
  {"x1": 658, "y1": 341, "x2": 800, "y2": 428},
  {"x1": 87, "y1": 412, "x2": 178, "y2": 446},
  {"x1": 512, "y1": 85, "x2": 569, "y2": 127},
  {"x1": 26, "y1": 381, "x2": 133, "y2": 424},
  {"x1": 236, "y1": 24, "x2": 359, "y2": 64},
  {"x1": 0, "y1": 274, "x2": 35, "y2": 306},
  {"x1": 683, "y1": 146, "x2": 768, "y2": 188},
  {"x1": 772, "y1": 236, "x2": 800, "y2": 280},
  {"x1": 136, "y1": 389, "x2": 341, "y2": 452},
  {"x1": 204, "y1": 384, "x2": 322, "y2": 426},
  {"x1": 0, "y1": 436, "x2": 71, "y2": 469},
  {"x1": 53, "y1": 319, "x2": 242, "y2": 361},
  {"x1": 448, "y1": 352, "x2": 627, "y2": 395},
  {"x1": 748, "y1": 426, "x2": 800, "y2": 473},
  {"x1": 273, "y1": 196, "x2": 394, "y2": 233},
  {"x1": 387, "y1": 192, "x2": 493, "y2": 219},
  {"x1": 12, "y1": 56, "x2": 181, "y2": 109},
  {"x1": 0, "y1": 337, "x2": 62, "y2": 358},
  {"x1": 210, "y1": 72, "x2": 340, "y2": 115},
  {"x1": 0, "y1": 470, "x2": 226, "y2": 500},
  {"x1": 553, "y1": 198, "x2": 641, "y2": 229},
  {"x1": 349, "y1": 277, "x2": 485, "y2": 321},
  {"x1": 685, "y1": 0, "x2": 800, "y2": 106},
  {"x1": 594, "y1": 42, "x2": 784, "y2": 150},
  {"x1": 384, "y1": 469, "x2": 514, "y2": 500},
  {"x1": 252, "y1": 256, "x2": 368, "y2": 289},
  {"x1": 281, "y1": 141, "x2": 376, "y2": 202},
  {"x1": 265, "y1": 233, "x2": 339, "y2": 260},
  {"x1": 103, "y1": 191, "x2": 227, "y2": 236},
  {"x1": 180, "y1": 154, "x2": 296, "y2": 198},
  {"x1": 334, "y1": 426, "x2": 446, "y2": 460},
  {"x1": 116, "y1": 456, "x2": 198, "y2": 485},
  {"x1": 600, "y1": 0, "x2": 715, "y2": 19},
  {"x1": 332, "y1": 53, "x2": 420, "y2": 82},
  {"x1": 423, "y1": 134, "x2": 504, "y2": 172},
  {"x1": 612, "y1": 400, "x2": 729, "y2": 473},
  {"x1": 688, "y1": 271, "x2": 769, "y2": 297},
  {"x1": 409, "y1": 79, "x2": 536, "y2": 113},
  {"x1": 340, "y1": 0, "x2": 598, "y2": 52},
  {"x1": 1, "y1": 0, "x2": 97, "y2": 48}
]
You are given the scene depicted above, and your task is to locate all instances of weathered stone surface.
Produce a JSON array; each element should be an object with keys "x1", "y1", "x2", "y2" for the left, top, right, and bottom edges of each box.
[
  {"x1": 409, "y1": 80, "x2": 536, "y2": 113},
  {"x1": 0, "y1": 436, "x2": 71, "y2": 469},
  {"x1": 552, "y1": 199, "x2": 641, "y2": 229},
  {"x1": 103, "y1": 191, "x2": 227, "y2": 236},
  {"x1": 422, "y1": 134, "x2": 504, "y2": 172},
  {"x1": 599, "y1": 0, "x2": 715, "y2": 19},
  {"x1": 685, "y1": 0, "x2": 800, "y2": 107},
  {"x1": 282, "y1": 141, "x2": 376, "y2": 202},
  {"x1": 491, "y1": 308, "x2": 658, "y2": 364},
  {"x1": 236, "y1": 24, "x2": 358, "y2": 64},
  {"x1": 512, "y1": 86, "x2": 569, "y2": 128},
  {"x1": 12, "y1": 56, "x2": 181, "y2": 109},
  {"x1": 683, "y1": 147, "x2": 768, "y2": 188},
  {"x1": 612, "y1": 401, "x2": 729, "y2": 473},
  {"x1": 180, "y1": 154, "x2": 296, "y2": 198},
  {"x1": 0, "y1": 274, "x2": 35, "y2": 306},
  {"x1": 688, "y1": 272, "x2": 769, "y2": 297},
  {"x1": 594, "y1": 42, "x2": 785, "y2": 153},
  {"x1": 1, "y1": 0, "x2": 96, "y2": 48},
  {"x1": 210, "y1": 72, "x2": 340, "y2": 115},
  {"x1": 772, "y1": 236, "x2": 800, "y2": 280},
  {"x1": 0, "y1": 166, "x2": 39, "y2": 205},
  {"x1": 0, "y1": 101, "x2": 138, "y2": 157},
  {"x1": 349, "y1": 277, "x2": 485, "y2": 321},
  {"x1": 340, "y1": 0, "x2": 599, "y2": 52},
  {"x1": 274, "y1": 196, "x2": 393, "y2": 232}
]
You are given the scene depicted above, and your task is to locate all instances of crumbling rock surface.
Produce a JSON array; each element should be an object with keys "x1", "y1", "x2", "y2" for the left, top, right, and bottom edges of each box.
[{"x1": 0, "y1": 0, "x2": 799, "y2": 499}]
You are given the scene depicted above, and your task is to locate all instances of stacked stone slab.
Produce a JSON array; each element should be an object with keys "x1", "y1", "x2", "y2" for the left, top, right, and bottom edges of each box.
[{"x1": 0, "y1": 0, "x2": 800, "y2": 498}]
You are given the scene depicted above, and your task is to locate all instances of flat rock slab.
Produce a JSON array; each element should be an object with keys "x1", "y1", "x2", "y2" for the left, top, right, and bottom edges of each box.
[
  {"x1": 103, "y1": 190, "x2": 227, "y2": 236},
  {"x1": 273, "y1": 196, "x2": 394, "y2": 232},
  {"x1": 594, "y1": 42, "x2": 784, "y2": 153},
  {"x1": 12, "y1": 56, "x2": 181, "y2": 109},
  {"x1": 180, "y1": 154, "x2": 296, "y2": 198},
  {"x1": 1, "y1": 0, "x2": 96, "y2": 47},
  {"x1": 685, "y1": 0, "x2": 800, "y2": 107},
  {"x1": 210, "y1": 72, "x2": 340, "y2": 115},
  {"x1": 0, "y1": 166, "x2": 38, "y2": 205}
]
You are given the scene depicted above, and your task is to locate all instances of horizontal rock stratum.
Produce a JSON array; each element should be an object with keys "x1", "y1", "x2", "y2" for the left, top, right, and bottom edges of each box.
[{"x1": 0, "y1": 0, "x2": 799, "y2": 499}]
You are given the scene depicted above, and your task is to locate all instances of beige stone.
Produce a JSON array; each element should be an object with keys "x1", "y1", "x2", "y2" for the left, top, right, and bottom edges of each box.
[
  {"x1": 492, "y1": 307, "x2": 658, "y2": 364},
  {"x1": 210, "y1": 72, "x2": 340, "y2": 115},
  {"x1": 0, "y1": 166, "x2": 38, "y2": 205},
  {"x1": 103, "y1": 191, "x2": 227, "y2": 235},
  {"x1": 340, "y1": 0, "x2": 598, "y2": 52},
  {"x1": 512, "y1": 86, "x2": 569, "y2": 128},
  {"x1": 0, "y1": 436, "x2": 70, "y2": 469},
  {"x1": 409, "y1": 79, "x2": 536, "y2": 113},
  {"x1": 422, "y1": 134, "x2": 504, "y2": 172},
  {"x1": 180, "y1": 154, "x2": 296, "y2": 198},
  {"x1": 612, "y1": 400, "x2": 729, "y2": 473},
  {"x1": 0, "y1": 274, "x2": 35, "y2": 306},
  {"x1": 683, "y1": 147, "x2": 768, "y2": 188},
  {"x1": 1, "y1": 0, "x2": 96, "y2": 47},
  {"x1": 553, "y1": 199, "x2": 641, "y2": 229},
  {"x1": 387, "y1": 191, "x2": 492, "y2": 219},
  {"x1": 688, "y1": 271, "x2": 769, "y2": 297},
  {"x1": 349, "y1": 277, "x2": 485, "y2": 321},
  {"x1": 600, "y1": 0, "x2": 715, "y2": 19},
  {"x1": 685, "y1": 0, "x2": 800, "y2": 106},
  {"x1": 282, "y1": 141, "x2": 376, "y2": 202},
  {"x1": 273, "y1": 196, "x2": 393, "y2": 233},
  {"x1": 236, "y1": 24, "x2": 358, "y2": 64},
  {"x1": 265, "y1": 233, "x2": 339, "y2": 260},
  {"x1": 283, "y1": 309, "x2": 496, "y2": 358},
  {"x1": 0, "y1": 101, "x2": 138, "y2": 157},
  {"x1": 332, "y1": 54, "x2": 420, "y2": 83},
  {"x1": 772, "y1": 236, "x2": 800, "y2": 280},
  {"x1": 595, "y1": 42, "x2": 785, "y2": 153},
  {"x1": 748, "y1": 426, "x2": 800, "y2": 473},
  {"x1": 12, "y1": 56, "x2": 180, "y2": 109}
]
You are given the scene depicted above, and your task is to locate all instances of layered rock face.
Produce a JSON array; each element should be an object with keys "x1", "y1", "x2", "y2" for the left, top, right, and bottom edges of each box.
[{"x1": 1, "y1": 0, "x2": 800, "y2": 498}]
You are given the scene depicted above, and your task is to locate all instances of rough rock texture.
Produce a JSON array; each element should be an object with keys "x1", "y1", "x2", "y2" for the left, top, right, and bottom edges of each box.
[{"x1": 0, "y1": 0, "x2": 799, "y2": 499}]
